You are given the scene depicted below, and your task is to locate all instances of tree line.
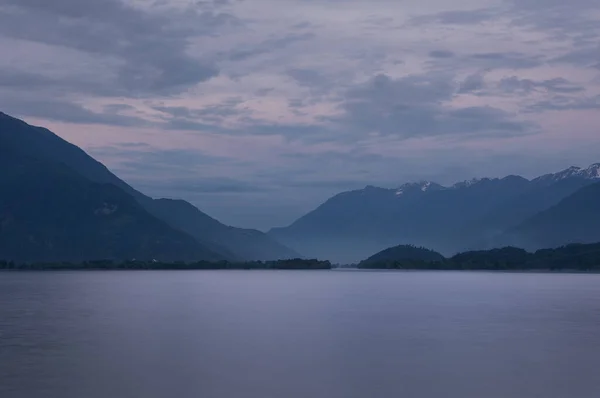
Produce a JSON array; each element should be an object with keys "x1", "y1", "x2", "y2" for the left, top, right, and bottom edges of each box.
[
  {"x1": 0, "y1": 258, "x2": 332, "y2": 271},
  {"x1": 358, "y1": 243, "x2": 600, "y2": 271}
]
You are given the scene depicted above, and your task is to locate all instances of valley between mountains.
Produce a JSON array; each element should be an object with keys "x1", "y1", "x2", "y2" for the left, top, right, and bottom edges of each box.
[{"x1": 2, "y1": 111, "x2": 599, "y2": 265}]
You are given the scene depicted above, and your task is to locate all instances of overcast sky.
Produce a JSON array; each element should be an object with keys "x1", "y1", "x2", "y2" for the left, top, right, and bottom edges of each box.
[{"x1": 1, "y1": 0, "x2": 600, "y2": 229}]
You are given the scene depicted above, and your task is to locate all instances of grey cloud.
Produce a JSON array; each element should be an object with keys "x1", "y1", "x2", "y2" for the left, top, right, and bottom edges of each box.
[
  {"x1": 334, "y1": 73, "x2": 533, "y2": 139},
  {"x1": 411, "y1": 9, "x2": 498, "y2": 26},
  {"x1": 224, "y1": 32, "x2": 315, "y2": 62},
  {"x1": 134, "y1": 178, "x2": 271, "y2": 194},
  {"x1": 90, "y1": 144, "x2": 264, "y2": 194},
  {"x1": 509, "y1": 0, "x2": 600, "y2": 9},
  {"x1": 429, "y1": 50, "x2": 455, "y2": 59},
  {"x1": 286, "y1": 68, "x2": 329, "y2": 88},
  {"x1": 153, "y1": 98, "x2": 251, "y2": 125},
  {"x1": 526, "y1": 95, "x2": 600, "y2": 112},
  {"x1": 103, "y1": 104, "x2": 138, "y2": 114},
  {"x1": 90, "y1": 145, "x2": 248, "y2": 176},
  {"x1": 507, "y1": 0, "x2": 600, "y2": 45},
  {"x1": 552, "y1": 46, "x2": 600, "y2": 69},
  {"x1": 0, "y1": 67, "x2": 117, "y2": 96},
  {"x1": 285, "y1": 68, "x2": 342, "y2": 100},
  {"x1": 347, "y1": 74, "x2": 455, "y2": 106},
  {"x1": 161, "y1": 118, "x2": 220, "y2": 133},
  {"x1": 498, "y1": 76, "x2": 585, "y2": 94},
  {"x1": 151, "y1": 104, "x2": 329, "y2": 142},
  {"x1": 469, "y1": 52, "x2": 543, "y2": 69},
  {"x1": 427, "y1": 51, "x2": 545, "y2": 74},
  {"x1": 444, "y1": 106, "x2": 529, "y2": 135},
  {"x1": 459, "y1": 71, "x2": 487, "y2": 94},
  {"x1": 0, "y1": 68, "x2": 57, "y2": 89},
  {"x1": 254, "y1": 88, "x2": 275, "y2": 97},
  {"x1": 155, "y1": 73, "x2": 535, "y2": 143},
  {"x1": 114, "y1": 142, "x2": 151, "y2": 149},
  {"x1": 288, "y1": 98, "x2": 306, "y2": 109},
  {"x1": 0, "y1": 0, "x2": 226, "y2": 96},
  {"x1": 0, "y1": 96, "x2": 147, "y2": 126}
]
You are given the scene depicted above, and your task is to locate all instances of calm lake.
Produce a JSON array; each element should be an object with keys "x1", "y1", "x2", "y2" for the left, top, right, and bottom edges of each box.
[{"x1": 1, "y1": 270, "x2": 600, "y2": 398}]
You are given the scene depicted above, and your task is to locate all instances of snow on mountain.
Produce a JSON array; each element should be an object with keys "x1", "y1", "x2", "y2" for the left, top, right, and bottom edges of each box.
[
  {"x1": 581, "y1": 163, "x2": 600, "y2": 179},
  {"x1": 452, "y1": 178, "x2": 483, "y2": 189},
  {"x1": 395, "y1": 181, "x2": 445, "y2": 196},
  {"x1": 534, "y1": 163, "x2": 600, "y2": 183},
  {"x1": 361, "y1": 162, "x2": 598, "y2": 198}
]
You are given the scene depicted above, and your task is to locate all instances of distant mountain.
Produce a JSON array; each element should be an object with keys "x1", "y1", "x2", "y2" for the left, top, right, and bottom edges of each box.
[
  {"x1": 533, "y1": 164, "x2": 600, "y2": 184},
  {"x1": 270, "y1": 166, "x2": 600, "y2": 263},
  {"x1": 359, "y1": 245, "x2": 445, "y2": 267},
  {"x1": 460, "y1": 177, "x2": 596, "y2": 249},
  {"x1": 146, "y1": 198, "x2": 298, "y2": 261},
  {"x1": 500, "y1": 182, "x2": 600, "y2": 250},
  {"x1": 0, "y1": 152, "x2": 222, "y2": 263},
  {"x1": 0, "y1": 112, "x2": 298, "y2": 262}
]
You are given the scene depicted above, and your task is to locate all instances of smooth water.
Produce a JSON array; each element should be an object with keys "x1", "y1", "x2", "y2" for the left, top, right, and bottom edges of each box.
[{"x1": 1, "y1": 270, "x2": 600, "y2": 398}]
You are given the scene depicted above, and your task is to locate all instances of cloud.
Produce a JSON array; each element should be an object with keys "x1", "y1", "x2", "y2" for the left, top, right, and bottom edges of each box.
[
  {"x1": 468, "y1": 52, "x2": 543, "y2": 69},
  {"x1": 507, "y1": 0, "x2": 600, "y2": 45},
  {"x1": 332, "y1": 73, "x2": 532, "y2": 139},
  {"x1": 552, "y1": 46, "x2": 600, "y2": 69},
  {"x1": 459, "y1": 71, "x2": 487, "y2": 93},
  {"x1": 286, "y1": 68, "x2": 329, "y2": 88},
  {"x1": 526, "y1": 95, "x2": 600, "y2": 112},
  {"x1": 411, "y1": 8, "x2": 498, "y2": 26},
  {"x1": 2, "y1": 0, "x2": 600, "y2": 229},
  {"x1": 224, "y1": 32, "x2": 315, "y2": 62},
  {"x1": 0, "y1": 96, "x2": 147, "y2": 126},
  {"x1": 0, "y1": 0, "x2": 226, "y2": 96},
  {"x1": 498, "y1": 76, "x2": 585, "y2": 94},
  {"x1": 429, "y1": 50, "x2": 455, "y2": 59},
  {"x1": 89, "y1": 144, "x2": 253, "y2": 182},
  {"x1": 135, "y1": 178, "x2": 271, "y2": 194},
  {"x1": 153, "y1": 98, "x2": 252, "y2": 124}
]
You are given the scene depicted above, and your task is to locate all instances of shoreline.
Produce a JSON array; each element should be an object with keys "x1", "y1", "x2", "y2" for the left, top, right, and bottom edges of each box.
[{"x1": 2, "y1": 268, "x2": 600, "y2": 274}]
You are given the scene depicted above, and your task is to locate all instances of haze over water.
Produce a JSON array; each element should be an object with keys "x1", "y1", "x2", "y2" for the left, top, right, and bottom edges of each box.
[{"x1": 2, "y1": 270, "x2": 600, "y2": 398}]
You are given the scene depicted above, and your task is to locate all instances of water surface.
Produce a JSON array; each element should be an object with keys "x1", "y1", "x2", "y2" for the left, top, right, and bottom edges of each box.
[{"x1": 1, "y1": 270, "x2": 600, "y2": 398}]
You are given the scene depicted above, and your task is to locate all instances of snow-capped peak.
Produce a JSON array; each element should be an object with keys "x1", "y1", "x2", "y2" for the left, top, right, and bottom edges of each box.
[
  {"x1": 452, "y1": 178, "x2": 482, "y2": 189},
  {"x1": 396, "y1": 181, "x2": 443, "y2": 196},
  {"x1": 581, "y1": 163, "x2": 600, "y2": 179},
  {"x1": 534, "y1": 163, "x2": 600, "y2": 183},
  {"x1": 555, "y1": 166, "x2": 583, "y2": 180}
]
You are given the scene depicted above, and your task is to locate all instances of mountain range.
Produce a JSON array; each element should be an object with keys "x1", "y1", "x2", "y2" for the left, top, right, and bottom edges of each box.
[
  {"x1": 269, "y1": 163, "x2": 600, "y2": 263},
  {"x1": 0, "y1": 112, "x2": 298, "y2": 263},
  {"x1": 2, "y1": 111, "x2": 599, "y2": 265}
]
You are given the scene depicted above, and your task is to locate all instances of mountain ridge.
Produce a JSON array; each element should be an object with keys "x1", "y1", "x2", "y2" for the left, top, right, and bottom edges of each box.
[
  {"x1": 0, "y1": 150, "x2": 223, "y2": 263},
  {"x1": 0, "y1": 112, "x2": 298, "y2": 262},
  {"x1": 269, "y1": 163, "x2": 600, "y2": 263}
]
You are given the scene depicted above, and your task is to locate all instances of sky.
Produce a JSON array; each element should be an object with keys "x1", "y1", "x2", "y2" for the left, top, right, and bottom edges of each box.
[{"x1": 1, "y1": 0, "x2": 600, "y2": 230}]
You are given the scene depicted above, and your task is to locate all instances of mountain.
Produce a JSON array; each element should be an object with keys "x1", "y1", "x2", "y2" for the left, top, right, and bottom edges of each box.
[
  {"x1": 533, "y1": 164, "x2": 600, "y2": 184},
  {"x1": 0, "y1": 151, "x2": 222, "y2": 263},
  {"x1": 270, "y1": 166, "x2": 600, "y2": 263},
  {"x1": 459, "y1": 176, "x2": 596, "y2": 249},
  {"x1": 146, "y1": 199, "x2": 298, "y2": 261},
  {"x1": 359, "y1": 245, "x2": 445, "y2": 267},
  {"x1": 500, "y1": 182, "x2": 600, "y2": 250},
  {"x1": 0, "y1": 112, "x2": 297, "y2": 261},
  {"x1": 269, "y1": 177, "x2": 532, "y2": 263}
]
